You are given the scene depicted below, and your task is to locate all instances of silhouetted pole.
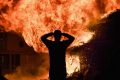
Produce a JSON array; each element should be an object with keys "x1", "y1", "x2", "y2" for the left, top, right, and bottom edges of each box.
[{"x1": 41, "y1": 30, "x2": 74, "y2": 80}]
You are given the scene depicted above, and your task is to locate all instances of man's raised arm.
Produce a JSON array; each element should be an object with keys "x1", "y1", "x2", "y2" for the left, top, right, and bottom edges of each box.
[
  {"x1": 41, "y1": 32, "x2": 53, "y2": 44},
  {"x1": 62, "y1": 33, "x2": 75, "y2": 46}
]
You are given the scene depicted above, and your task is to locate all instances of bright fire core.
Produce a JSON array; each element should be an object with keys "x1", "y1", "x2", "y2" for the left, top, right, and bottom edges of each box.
[
  {"x1": 1, "y1": 0, "x2": 120, "y2": 80},
  {"x1": 1, "y1": 0, "x2": 120, "y2": 52}
]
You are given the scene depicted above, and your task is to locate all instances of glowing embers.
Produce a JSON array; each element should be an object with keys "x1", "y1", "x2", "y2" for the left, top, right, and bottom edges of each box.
[
  {"x1": 66, "y1": 50, "x2": 89, "y2": 78},
  {"x1": 66, "y1": 54, "x2": 80, "y2": 76}
]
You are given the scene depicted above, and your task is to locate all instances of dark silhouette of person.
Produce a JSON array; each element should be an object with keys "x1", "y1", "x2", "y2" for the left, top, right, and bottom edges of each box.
[{"x1": 41, "y1": 30, "x2": 74, "y2": 80}]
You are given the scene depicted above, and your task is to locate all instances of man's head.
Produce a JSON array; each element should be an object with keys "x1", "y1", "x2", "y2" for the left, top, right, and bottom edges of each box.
[{"x1": 54, "y1": 30, "x2": 62, "y2": 41}]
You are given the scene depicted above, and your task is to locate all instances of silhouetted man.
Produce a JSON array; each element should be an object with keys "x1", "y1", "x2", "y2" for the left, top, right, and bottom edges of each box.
[{"x1": 41, "y1": 30, "x2": 74, "y2": 80}]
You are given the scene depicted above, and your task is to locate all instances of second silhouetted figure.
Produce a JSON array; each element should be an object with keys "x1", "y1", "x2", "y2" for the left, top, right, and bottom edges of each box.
[{"x1": 41, "y1": 30, "x2": 74, "y2": 80}]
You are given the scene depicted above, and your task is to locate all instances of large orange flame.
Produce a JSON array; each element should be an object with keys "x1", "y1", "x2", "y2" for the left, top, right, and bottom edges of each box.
[{"x1": 1, "y1": 0, "x2": 120, "y2": 53}]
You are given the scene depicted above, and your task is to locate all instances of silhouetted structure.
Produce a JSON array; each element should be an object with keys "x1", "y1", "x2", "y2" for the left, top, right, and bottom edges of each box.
[
  {"x1": 0, "y1": 68, "x2": 8, "y2": 80},
  {"x1": 0, "y1": 31, "x2": 40, "y2": 80},
  {"x1": 67, "y1": 9, "x2": 120, "y2": 80},
  {"x1": 41, "y1": 30, "x2": 74, "y2": 80},
  {"x1": 81, "y1": 9, "x2": 120, "y2": 80}
]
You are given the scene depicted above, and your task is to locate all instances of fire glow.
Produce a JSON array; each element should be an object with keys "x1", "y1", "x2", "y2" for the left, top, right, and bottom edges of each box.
[
  {"x1": 66, "y1": 54, "x2": 80, "y2": 76},
  {"x1": 1, "y1": 0, "x2": 120, "y2": 80},
  {"x1": 1, "y1": 0, "x2": 120, "y2": 52}
]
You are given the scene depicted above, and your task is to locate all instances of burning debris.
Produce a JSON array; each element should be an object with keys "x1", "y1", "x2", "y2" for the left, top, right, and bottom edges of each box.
[{"x1": 66, "y1": 54, "x2": 80, "y2": 76}]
